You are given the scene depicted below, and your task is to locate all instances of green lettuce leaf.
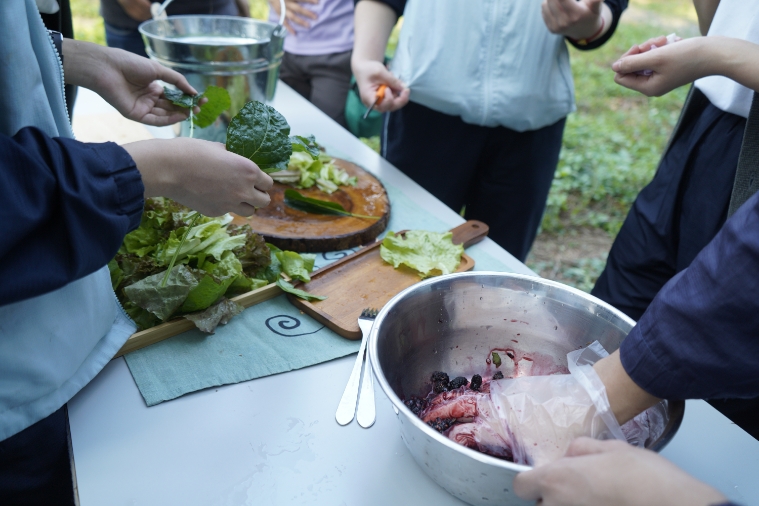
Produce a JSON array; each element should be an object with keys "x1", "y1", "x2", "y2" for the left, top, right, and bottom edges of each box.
[
  {"x1": 194, "y1": 85, "x2": 231, "y2": 128},
  {"x1": 183, "y1": 298, "x2": 244, "y2": 333},
  {"x1": 290, "y1": 135, "x2": 320, "y2": 159},
  {"x1": 226, "y1": 101, "x2": 292, "y2": 172},
  {"x1": 123, "y1": 301, "x2": 160, "y2": 330},
  {"x1": 275, "y1": 250, "x2": 316, "y2": 283},
  {"x1": 380, "y1": 230, "x2": 464, "y2": 278},
  {"x1": 180, "y1": 252, "x2": 243, "y2": 312},
  {"x1": 228, "y1": 224, "x2": 271, "y2": 273},
  {"x1": 226, "y1": 274, "x2": 269, "y2": 295},
  {"x1": 122, "y1": 226, "x2": 163, "y2": 257},
  {"x1": 163, "y1": 85, "x2": 231, "y2": 129},
  {"x1": 124, "y1": 264, "x2": 199, "y2": 321},
  {"x1": 276, "y1": 278, "x2": 327, "y2": 301},
  {"x1": 108, "y1": 258, "x2": 123, "y2": 291},
  {"x1": 164, "y1": 87, "x2": 197, "y2": 108}
]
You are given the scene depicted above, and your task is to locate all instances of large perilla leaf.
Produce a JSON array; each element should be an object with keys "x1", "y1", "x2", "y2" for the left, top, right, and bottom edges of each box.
[{"x1": 226, "y1": 101, "x2": 293, "y2": 173}]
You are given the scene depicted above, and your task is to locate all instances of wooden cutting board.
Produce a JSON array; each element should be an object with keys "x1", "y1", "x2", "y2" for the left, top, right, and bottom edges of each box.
[
  {"x1": 287, "y1": 220, "x2": 489, "y2": 339},
  {"x1": 232, "y1": 158, "x2": 390, "y2": 252}
]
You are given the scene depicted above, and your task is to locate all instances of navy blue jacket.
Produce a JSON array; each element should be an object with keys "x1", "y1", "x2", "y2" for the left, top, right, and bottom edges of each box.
[
  {"x1": 0, "y1": 127, "x2": 143, "y2": 306},
  {"x1": 622, "y1": 190, "x2": 759, "y2": 400},
  {"x1": 358, "y1": 0, "x2": 628, "y2": 50}
]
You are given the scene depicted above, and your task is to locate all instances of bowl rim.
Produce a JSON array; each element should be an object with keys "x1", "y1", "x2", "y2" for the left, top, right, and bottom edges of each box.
[
  {"x1": 138, "y1": 15, "x2": 280, "y2": 45},
  {"x1": 368, "y1": 270, "x2": 641, "y2": 471}
]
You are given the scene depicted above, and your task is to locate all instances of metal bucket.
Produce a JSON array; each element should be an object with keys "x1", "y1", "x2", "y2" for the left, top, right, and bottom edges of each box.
[{"x1": 139, "y1": 15, "x2": 286, "y2": 142}]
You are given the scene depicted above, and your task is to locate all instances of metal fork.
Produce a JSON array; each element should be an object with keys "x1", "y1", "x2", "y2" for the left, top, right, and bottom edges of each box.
[{"x1": 335, "y1": 308, "x2": 378, "y2": 427}]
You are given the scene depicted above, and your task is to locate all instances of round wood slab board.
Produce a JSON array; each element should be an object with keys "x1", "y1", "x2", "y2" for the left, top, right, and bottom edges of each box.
[{"x1": 232, "y1": 158, "x2": 390, "y2": 252}]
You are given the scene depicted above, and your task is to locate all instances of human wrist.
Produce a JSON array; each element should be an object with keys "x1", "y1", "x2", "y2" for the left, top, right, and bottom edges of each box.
[
  {"x1": 61, "y1": 38, "x2": 109, "y2": 90},
  {"x1": 122, "y1": 139, "x2": 175, "y2": 199},
  {"x1": 568, "y1": 4, "x2": 612, "y2": 45},
  {"x1": 593, "y1": 350, "x2": 661, "y2": 424}
]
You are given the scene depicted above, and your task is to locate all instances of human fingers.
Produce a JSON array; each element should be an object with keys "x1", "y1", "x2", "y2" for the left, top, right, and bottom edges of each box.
[
  {"x1": 618, "y1": 44, "x2": 643, "y2": 59},
  {"x1": 543, "y1": 0, "x2": 601, "y2": 37},
  {"x1": 584, "y1": 0, "x2": 604, "y2": 13},
  {"x1": 287, "y1": 1, "x2": 318, "y2": 20},
  {"x1": 541, "y1": 0, "x2": 562, "y2": 33},
  {"x1": 375, "y1": 86, "x2": 410, "y2": 113},
  {"x1": 357, "y1": 68, "x2": 406, "y2": 108},
  {"x1": 513, "y1": 466, "x2": 551, "y2": 501},
  {"x1": 612, "y1": 50, "x2": 663, "y2": 75},
  {"x1": 287, "y1": 10, "x2": 312, "y2": 28},
  {"x1": 152, "y1": 61, "x2": 198, "y2": 96},
  {"x1": 141, "y1": 109, "x2": 190, "y2": 126},
  {"x1": 564, "y1": 437, "x2": 630, "y2": 457},
  {"x1": 637, "y1": 34, "x2": 671, "y2": 53},
  {"x1": 613, "y1": 72, "x2": 659, "y2": 95},
  {"x1": 193, "y1": 151, "x2": 272, "y2": 215}
]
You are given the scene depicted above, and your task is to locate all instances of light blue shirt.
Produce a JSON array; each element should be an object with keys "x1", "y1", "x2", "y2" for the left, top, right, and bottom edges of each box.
[
  {"x1": 391, "y1": 0, "x2": 575, "y2": 131},
  {"x1": 0, "y1": 0, "x2": 136, "y2": 441}
]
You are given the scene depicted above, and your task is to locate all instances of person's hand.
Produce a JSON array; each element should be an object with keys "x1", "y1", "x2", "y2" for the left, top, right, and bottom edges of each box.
[
  {"x1": 269, "y1": 0, "x2": 318, "y2": 35},
  {"x1": 117, "y1": 0, "x2": 152, "y2": 22},
  {"x1": 489, "y1": 342, "x2": 629, "y2": 466},
  {"x1": 612, "y1": 36, "x2": 709, "y2": 97},
  {"x1": 352, "y1": 59, "x2": 410, "y2": 113},
  {"x1": 541, "y1": 0, "x2": 609, "y2": 42},
  {"x1": 513, "y1": 437, "x2": 727, "y2": 506},
  {"x1": 63, "y1": 39, "x2": 200, "y2": 126},
  {"x1": 123, "y1": 138, "x2": 273, "y2": 217}
]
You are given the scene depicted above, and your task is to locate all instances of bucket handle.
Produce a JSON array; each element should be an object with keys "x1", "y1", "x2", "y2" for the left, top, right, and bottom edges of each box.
[{"x1": 276, "y1": 0, "x2": 286, "y2": 33}]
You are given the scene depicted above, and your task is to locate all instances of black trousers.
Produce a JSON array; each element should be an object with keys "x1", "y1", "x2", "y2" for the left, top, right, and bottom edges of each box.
[
  {"x1": 0, "y1": 406, "x2": 75, "y2": 505},
  {"x1": 591, "y1": 92, "x2": 759, "y2": 439},
  {"x1": 382, "y1": 101, "x2": 566, "y2": 262},
  {"x1": 279, "y1": 50, "x2": 353, "y2": 129}
]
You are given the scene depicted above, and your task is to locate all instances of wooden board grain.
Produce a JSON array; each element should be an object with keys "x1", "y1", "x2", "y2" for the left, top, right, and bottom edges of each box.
[
  {"x1": 288, "y1": 221, "x2": 489, "y2": 339},
  {"x1": 232, "y1": 158, "x2": 390, "y2": 253}
]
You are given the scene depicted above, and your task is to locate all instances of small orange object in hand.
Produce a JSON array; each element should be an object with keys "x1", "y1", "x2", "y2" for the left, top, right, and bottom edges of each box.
[{"x1": 363, "y1": 84, "x2": 388, "y2": 120}]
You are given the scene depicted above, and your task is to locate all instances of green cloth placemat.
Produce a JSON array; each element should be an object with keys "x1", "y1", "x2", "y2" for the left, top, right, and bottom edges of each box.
[{"x1": 124, "y1": 183, "x2": 515, "y2": 406}]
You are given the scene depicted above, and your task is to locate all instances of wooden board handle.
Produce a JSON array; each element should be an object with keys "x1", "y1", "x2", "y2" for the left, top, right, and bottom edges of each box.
[{"x1": 450, "y1": 220, "x2": 489, "y2": 248}]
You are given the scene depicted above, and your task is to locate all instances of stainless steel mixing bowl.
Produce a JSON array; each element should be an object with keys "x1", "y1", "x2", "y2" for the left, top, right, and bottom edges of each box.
[{"x1": 368, "y1": 271, "x2": 684, "y2": 506}]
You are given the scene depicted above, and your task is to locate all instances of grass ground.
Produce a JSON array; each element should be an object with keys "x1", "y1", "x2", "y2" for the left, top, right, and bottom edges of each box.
[{"x1": 71, "y1": 0, "x2": 698, "y2": 292}]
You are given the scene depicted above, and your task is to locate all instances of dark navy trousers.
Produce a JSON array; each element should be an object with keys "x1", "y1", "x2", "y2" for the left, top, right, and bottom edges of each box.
[
  {"x1": 0, "y1": 406, "x2": 75, "y2": 505},
  {"x1": 591, "y1": 91, "x2": 759, "y2": 438},
  {"x1": 382, "y1": 101, "x2": 566, "y2": 262}
]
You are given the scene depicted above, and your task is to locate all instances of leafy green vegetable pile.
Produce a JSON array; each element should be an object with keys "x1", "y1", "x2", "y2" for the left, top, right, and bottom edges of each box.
[
  {"x1": 275, "y1": 144, "x2": 358, "y2": 194},
  {"x1": 380, "y1": 230, "x2": 464, "y2": 278},
  {"x1": 109, "y1": 198, "x2": 323, "y2": 333}
]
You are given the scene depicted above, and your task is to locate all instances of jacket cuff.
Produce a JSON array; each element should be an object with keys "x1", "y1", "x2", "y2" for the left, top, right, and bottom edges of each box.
[
  {"x1": 354, "y1": 0, "x2": 405, "y2": 18},
  {"x1": 620, "y1": 317, "x2": 685, "y2": 400},
  {"x1": 567, "y1": 0, "x2": 625, "y2": 51},
  {"x1": 93, "y1": 142, "x2": 144, "y2": 233}
]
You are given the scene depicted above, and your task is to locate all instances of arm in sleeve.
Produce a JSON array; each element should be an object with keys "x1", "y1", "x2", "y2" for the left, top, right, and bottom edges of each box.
[
  {"x1": 620, "y1": 191, "x2": 759, "y2": 400},
  {"x1": 0, "y1": 126, "x2": 144, "y2": 306},
  {"x1": 568, "y1": 0, "x2": 629, "y2": 51},
  {"x1": 354, "y1": 0, "x2": 406, "y2": 18}
]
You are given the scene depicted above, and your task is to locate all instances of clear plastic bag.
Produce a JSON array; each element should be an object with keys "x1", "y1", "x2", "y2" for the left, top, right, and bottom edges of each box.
[{"x1": 489, "y1": 341, "x2": 643, "y2": 466}]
